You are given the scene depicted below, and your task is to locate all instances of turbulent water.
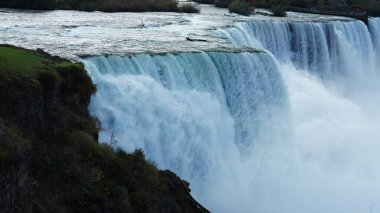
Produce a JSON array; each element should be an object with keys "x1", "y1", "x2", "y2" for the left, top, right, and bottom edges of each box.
[
  {"x1": 0, "y1": 7, "x2": 351, "y2": 58},
  {"x1": 84, "y1": 52, "x2": 291, "y2": 200},
  {"x1": 84, "y1": 18, "x2": 380, "y2": 213},
  {"x1": 2, "y1": 5, "x2": 379, "y2": 213},
  {"x1": 218, "y1": 20, "x2": 377, "y2": 83},
  {"x1": 82, "y1": 19, "x2": 378, "y2": 213},
  {"x1": 214, "y1": 18, "x2": 380, "y2": 212},
  {"x1": 369, "y1": 17, "x2": 380, "y2": 57}
]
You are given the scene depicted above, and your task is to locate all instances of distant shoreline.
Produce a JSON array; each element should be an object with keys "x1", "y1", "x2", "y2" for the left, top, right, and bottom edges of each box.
[
  {"x1": 0, "y1": 0, "x2": 199, "y2": 13},
  {"x1": 194, "y1": 0, "x2": 378, "y2": 21},
  {"x1": 286, "y1": 6, "x2": 369, "y2": 24}
]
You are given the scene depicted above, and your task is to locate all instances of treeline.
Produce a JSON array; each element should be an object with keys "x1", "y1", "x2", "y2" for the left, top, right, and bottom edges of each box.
[
  {"x1": 194, "y1": 0, "x2": 380, "y2": 16},
  {"x1": 367, "y1": 0, "x2": 380, "y2": 16},
  {"x1": 285, "y1": 0, "x2": 380, "y2": 16},
  {"x1": 193, "y1": 0, "x2": 280, "y2": 16},
  {"x1": 0, "y1": 0, "x2": 199, "y2": 12}
]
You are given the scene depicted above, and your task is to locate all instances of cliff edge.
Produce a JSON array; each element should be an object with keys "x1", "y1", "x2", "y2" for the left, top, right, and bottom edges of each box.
[{"x1": 0, "y1": 45, "x2": 207, "y2": 213}]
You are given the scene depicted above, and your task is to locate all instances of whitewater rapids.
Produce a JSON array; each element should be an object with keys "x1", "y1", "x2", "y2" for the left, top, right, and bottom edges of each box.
[
  {"x1": 2, "y1": 5, "x2": 379, "y2": 212},
  {"x1": 84, "y1": 18, "x2": 380, "y2": 213}
]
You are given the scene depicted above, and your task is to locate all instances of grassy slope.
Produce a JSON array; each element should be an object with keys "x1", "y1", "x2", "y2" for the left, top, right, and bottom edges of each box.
[
  {"x1": 0, "y1": 45, "x2": 207, "y2": 213},
  {"x1": 0, "y1": 46, "x2": 81, "y2": 77},
  {"x1": 0, "y1": 46, "x2": 46, "y2": 77}
]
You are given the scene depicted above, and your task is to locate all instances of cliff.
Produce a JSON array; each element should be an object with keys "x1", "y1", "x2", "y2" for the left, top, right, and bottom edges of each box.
[{"x1": 0, "y1": 45, "x2": 207, "y2": 213}]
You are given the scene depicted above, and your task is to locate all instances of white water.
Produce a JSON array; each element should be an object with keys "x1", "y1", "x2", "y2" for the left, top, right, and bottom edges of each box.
[
  {"x1": 214, "y1": 19, "x2": 380, "y2": 212},
  {"x1": 218, "y1": 20, "x2": 377, "y2": 84},
  {"x1": 369, "y1": 17, "x2": 380, "y2": 58},
  {"x1": 84, "y1": 52, "x2": 297, "y2": 213},
  {"x1": 85, "y1": 18, "x2": 380, "y2": 213},
  {"x1": 0, "y1": 6, "x2": 352, "y2": 59},
  {"x1": 84, "y1": 20, "x2": 380, "y2": 211},
  {"x1": 2, "y1": 4, "x2": 380, "y2": 212},
  {"x1": 83, "y1": 18, "x2": 380, "y2": 212}
]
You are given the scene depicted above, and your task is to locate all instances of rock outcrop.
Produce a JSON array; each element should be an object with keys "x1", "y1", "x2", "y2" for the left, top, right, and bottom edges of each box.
[{"x1": 0, "y1": 45, "x2": 208, "y2": 213}]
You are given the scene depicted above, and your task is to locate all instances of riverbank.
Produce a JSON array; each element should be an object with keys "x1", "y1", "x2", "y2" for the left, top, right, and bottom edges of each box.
[
  {"x1": 0, "y1": 0, "x2": 199, "y2": 13},
  {"x1": 286, "y1": 6, "x2": 369, "y2": 24},
  {"x1": 0, "y1": 45, "x2": 207, "y2": 212},
  {"x1": 194, "y1": 0, "x2": 379, "y2": 20}
]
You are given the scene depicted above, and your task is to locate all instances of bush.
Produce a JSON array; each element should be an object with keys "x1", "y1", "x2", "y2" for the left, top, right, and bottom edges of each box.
[
  {"x1": 228, "y1": 0, "x2": 255, "y2": 15},
  {"x1": 193, "y1": 0, "x2": 215, "y2": 3},
  {"x1": 215, "y1": 0, "x2": 233, "y2": 8},
  {"x1": 289, "y1": 0, "x2": 310, "y2": 7},
  {"x1": 367, "y1": 2, "x2": 380, "y2": 16},
  {"x1": 271, "y1": 6, "x2": 287, "y2": 16},
  {"x1": 178, "y1": 3, "x2": 200, "y2": 13}
]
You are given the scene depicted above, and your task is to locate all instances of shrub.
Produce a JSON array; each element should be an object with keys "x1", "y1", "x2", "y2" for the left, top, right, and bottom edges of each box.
[
  {"x1": 178, "y1": 3, "x2": 200, "y2": 13},
  {"x1": 289, "y1": 0, "x2": 310, "y2": 7},
  {"x1": 228, "y1": 0, "x2": 255, "y2": 15},
  {"x1": 193, "y1": 0, "x2": 215, "y2": 3},
  {"x1": 215, "y1": 0, "x2": 233, "y2": 8},
  {"x1": 271, "y1": 6, "x2": 287, "y2": 16},
  {"x1": 367, "y1": 2, "x2": 380, "y2": 16}
]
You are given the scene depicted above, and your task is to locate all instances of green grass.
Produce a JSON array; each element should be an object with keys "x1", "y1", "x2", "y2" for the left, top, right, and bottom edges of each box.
[
  {"x1": 0, "y1": 46, "x2": 81, "y2": 78},
  {"x1": 0, "y1": 46, "x2": 49, "y2": 77},
  {"x1": 54, "y1": 61, "x2": 83, "y2": 70}
]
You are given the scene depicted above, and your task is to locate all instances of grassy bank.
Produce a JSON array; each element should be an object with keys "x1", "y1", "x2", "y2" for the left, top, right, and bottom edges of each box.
[{"x1": 0, "y1": 45, "x2": 207, "y2": 212}]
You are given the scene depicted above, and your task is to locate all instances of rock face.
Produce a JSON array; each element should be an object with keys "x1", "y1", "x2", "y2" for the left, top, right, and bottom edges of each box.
[
  {"x1": 0, "y1": 74, "x2": 44, "y2": 132},
  {"x1": 0, "y1": 45, "x2": 207, "y2": 213},
  {"x1": 0, "y1": 120, "x2": 32, "y2": 213}
]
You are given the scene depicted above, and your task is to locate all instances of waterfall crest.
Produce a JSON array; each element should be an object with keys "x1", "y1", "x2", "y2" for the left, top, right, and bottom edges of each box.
[{"x1": 219, "y1": 20, "x2": 376, "y2": 81}]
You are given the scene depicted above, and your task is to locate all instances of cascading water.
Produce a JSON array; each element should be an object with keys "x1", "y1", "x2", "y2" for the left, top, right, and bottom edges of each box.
[
  {"x1": 218, "y1": 20, "x2": 377, "y2": 85},
  {"x1": 2, "y1": 4, "x2": 380, "y2": 212},
  {"x1": 216, "y1": 18, "x2": 380, "y2": 212},
  {"x1": 84, "y1": 52, "x2": 293, "y2": 212},
  {"x1": 84, "y1": 15, "x2": 380, "y2": 213},
  {"x1": 369, "y1": 17, "x2": 380, "y2": 57}
]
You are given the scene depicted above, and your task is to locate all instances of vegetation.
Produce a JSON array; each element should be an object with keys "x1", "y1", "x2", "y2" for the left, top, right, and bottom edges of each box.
[
  {"x1": 229, "y1": 0, "x2": 255, "y2": 15},
  {"x1": 0, "y1": 45, "x2": 207, "y2": 212},
  {"x1": 194, "y1": 0, "x2": 255, "y2": 15},
  {"x1": 193, "y1": 0, "x2": 380, "y2": 17},
  {"x1": 367, "y1": 1, "x2": 380, "y2": 16},
  {"x1": 271, "y1": 5, "x2": 287, "y2": 16},
  {"x1": 0, "y1": 0, "x2": 200, "y2": 13},
  {"x1": 2, "y1": 0, "x2": 377, "y2": 16},
  {"x1": 215, "y1": 0, "x2": 234, "y2": 7},
  {"x1": 193, "y1": 0, "x2": 216, "y2": 3},
  {"x1": 178, "y1": 3, "x2": 201, "y2": 13}
]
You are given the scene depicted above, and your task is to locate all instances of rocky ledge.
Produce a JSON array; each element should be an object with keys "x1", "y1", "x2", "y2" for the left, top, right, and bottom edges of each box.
[{"x1": 0, "y1": 45, "x2": 208, "y2": 213}]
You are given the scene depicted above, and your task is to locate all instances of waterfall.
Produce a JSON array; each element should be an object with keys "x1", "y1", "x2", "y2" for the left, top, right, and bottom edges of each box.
[
  {"x1": 218, "y1": 20, "x2": 376, "y2": 83},
  {"x1": 215, "y1": 18, "x2": 380, "y2": 212},
  {"x1": 85, "y1": 17, "x2": 380, "y2": 213},
  {"x1": 84, "y1": 52, "x2": 292, "y2": 212},
  {"x1": 369, "y1": 17, "x2": 380, "y2": 58}
]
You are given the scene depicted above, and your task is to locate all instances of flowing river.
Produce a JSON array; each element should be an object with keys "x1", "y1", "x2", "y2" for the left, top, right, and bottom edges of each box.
[{"x1": 1, "y1": 5, "x2": 380, "y2": 213}]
